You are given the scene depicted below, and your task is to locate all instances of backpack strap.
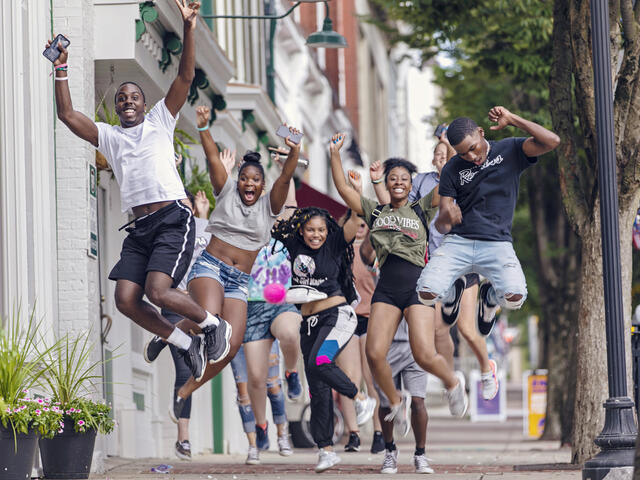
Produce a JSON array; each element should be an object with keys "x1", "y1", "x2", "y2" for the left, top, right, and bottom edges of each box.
[
  {"x1": 411, "y1": 200, "x2": 430, "y2": 242},
  {"x1": 368, "y1": 203, "x2": 388, "y2": 229}
]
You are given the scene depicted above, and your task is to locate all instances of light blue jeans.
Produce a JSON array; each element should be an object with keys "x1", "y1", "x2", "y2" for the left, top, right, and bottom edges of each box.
[{"x1": 416, "y1": 234, "x2": 527, "y2": 309}]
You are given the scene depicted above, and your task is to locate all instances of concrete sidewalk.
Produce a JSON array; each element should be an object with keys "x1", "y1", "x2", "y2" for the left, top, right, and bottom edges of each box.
[{"x1": 93, "y1": 416, "x2": 580, "y2": 479}]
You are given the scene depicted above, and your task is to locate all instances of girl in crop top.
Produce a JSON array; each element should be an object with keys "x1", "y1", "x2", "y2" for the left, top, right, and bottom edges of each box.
[
  {"x1": 271, "y1": 206, "x2": 370, "y2": 472},
  {"x1": 329, "y1": 133, "x2": 468, "y2": 439},
  {"x1": 171, "y1": 106, "x2": 301, "y2": 410}
]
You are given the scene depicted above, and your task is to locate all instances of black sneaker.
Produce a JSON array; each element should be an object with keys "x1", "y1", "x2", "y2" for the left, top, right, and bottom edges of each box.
[
  {"x1": 442, "y1": 276, "x2": 467, "y2": 326},
  {"x1": 256, "y1": 422, "x2": 270, "y2": 451},
  {"x1": 370, "y1": 431, "x2": 385, "y2": 454},
  {"x1": 477, "y1": 283, "x2": 499, "y2": 336},
  {"x1": 181, "y1": 334, "x2": 206, "y2": 382},
  {"x1": 175, "y1": 440, "x2": 192, "y2": 460},
  {"x1": 169, "y1": 395, "x2": 186, "y2": 424},
  {"x1": 344, "y1": 432, "x2": 361, "y2": 452},
  {"x1": 143, "y1": 336, "x2": 166, "y2": 363},
  {"x1": 203, "y1": 319, "x2": 232, "y2": 364}
]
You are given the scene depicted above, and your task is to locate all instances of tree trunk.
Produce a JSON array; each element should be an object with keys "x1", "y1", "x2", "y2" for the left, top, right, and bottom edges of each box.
[
  {"x1": 527, "y1": 161, "x2": 581, "y2": 444},
  {"x1": 571, "y1": 214, "x2": 608, "y2": 464}
]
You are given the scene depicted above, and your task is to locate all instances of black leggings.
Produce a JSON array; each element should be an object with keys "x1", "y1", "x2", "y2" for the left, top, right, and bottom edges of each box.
[
  {"x1": 163, "y1": 309, "x2": 192, "y2": 419},
  {"x1": 300, "y1": 304, "x2": 358, "y2": 448}
]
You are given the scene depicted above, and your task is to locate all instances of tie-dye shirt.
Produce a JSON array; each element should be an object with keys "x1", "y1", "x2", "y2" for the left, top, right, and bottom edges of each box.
[{"x1": 248, "y1": 238, "x2": 292, "y2": 302}]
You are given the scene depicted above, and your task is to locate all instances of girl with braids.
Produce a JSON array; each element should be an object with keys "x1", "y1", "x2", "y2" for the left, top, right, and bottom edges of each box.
[
  {"x1": 164, "y1": 105, "x2": 301, "y2": 421},
  {"x1": 328, "y1": 133, "x2": 468, "y2": 447},
  {"x1": 272, "y1": 206, "x2": 368, "y2": 473}
]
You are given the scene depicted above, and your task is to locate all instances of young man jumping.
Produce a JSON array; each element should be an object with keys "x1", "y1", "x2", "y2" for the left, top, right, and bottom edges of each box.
[
  {"x1": 416, "y1": 106, "x2": 560, "y2": 334},
  {"x1": 47, "y1": 0, "x2": 230, "y2": 382}
]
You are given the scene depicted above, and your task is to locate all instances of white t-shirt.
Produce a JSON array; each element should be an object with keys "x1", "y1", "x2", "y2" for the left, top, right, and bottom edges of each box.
[
  {"x1": 96, "y1": 98, "x2": 186, "y2": 212},
  {"x1": 206, "y1": 176, "x2": 282, "y2": 251}
]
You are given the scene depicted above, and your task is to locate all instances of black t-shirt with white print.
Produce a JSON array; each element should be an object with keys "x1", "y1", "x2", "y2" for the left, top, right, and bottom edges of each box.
[
  {"x1": 285, "y1": 228, "x2": 349, "y2": 298},
  {"x1": 438, "y1": 137, "x2": 537, "y2": 242}
]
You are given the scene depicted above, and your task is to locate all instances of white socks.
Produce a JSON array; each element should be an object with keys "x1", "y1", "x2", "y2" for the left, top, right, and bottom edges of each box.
[
  {"x1": 166, "y1": 327, "x2": 192, "y2": 350},
  {"x1": 199, "y1": 311, "x2": 220, "y2": 329}
]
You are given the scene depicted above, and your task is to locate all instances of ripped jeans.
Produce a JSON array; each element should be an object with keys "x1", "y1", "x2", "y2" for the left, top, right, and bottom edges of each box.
[
  {"x1": 416, "y1": 234, "x2": 527, "y2": 309},
  {"x1": 230, "y1": 341, "x2": 286, "y2": 433}
]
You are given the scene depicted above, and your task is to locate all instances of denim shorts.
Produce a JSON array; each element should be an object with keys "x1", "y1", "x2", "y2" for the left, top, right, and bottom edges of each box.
[
  {"x1": 244, "y1": 301, "x2": 299, "y2": 343},
  {"x1": 188, "y1": 250, "x2": 250, "y2": 302},
  {"x1": 416, "y1": 234, "x2": 527, "y2": 308}
]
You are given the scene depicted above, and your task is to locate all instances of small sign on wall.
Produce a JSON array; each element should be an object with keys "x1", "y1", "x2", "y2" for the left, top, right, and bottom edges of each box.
[
  {"x1": 88, "y1": 163, "x2": 98, "y2": 258},
  {"x1": 469, "y1": 367, "x2": 507, "y2": 422},
  {"x1": 523, "y1": 370, "x2": 548, "y2": 438}
]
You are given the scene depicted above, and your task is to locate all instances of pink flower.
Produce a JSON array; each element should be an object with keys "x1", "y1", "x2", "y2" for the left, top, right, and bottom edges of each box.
[
  {"x1": 5, "y1": 408, "x2": 10, "y2": 413},
  {"x1": 34, "y1": 409, "x2": 41, "y2": 416},
  {"x1": 59, "y1": 421, "x2": 65, "y2": 428},
  {"x1": 43, "y1": 407, "x2": 49, "y2": 411},
  {"x1": 37, "y1": 398, "x2": 44, "y2": 404},
  {"x1": 77, "y1": 420, "x2": 85, "y2": 426},
  {"x1": 20, "y1": 405, "x2": 26, "y2": 410},
  {"x1": 57, "y1": 429, "x2": 63, "y2": 433}
]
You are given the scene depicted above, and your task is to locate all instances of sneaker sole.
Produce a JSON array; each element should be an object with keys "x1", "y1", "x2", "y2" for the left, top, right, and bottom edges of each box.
[
  {"x1": 174, "y1": 450, "x2": 192, "y2": 461},
  {"x1": 208, "y1": 321, "x2": 233, "y2": 364},
  {"x1": 381, "y1": 468, "x2": 398, "y2": 474},
  {"x1": 143, "y1": 339, "x2": 162, "y2": 364},
  {"x1": 194, "y1": 337, "x2": 207, "y2": 382},
  {"x1": 482, "y1": 360, "x2": 500, "y2": 400},
  {"x1": 279, "y1": 449, "x2": 294, "y2": 457},
  {"x1": 344, "y1": 446, "x2": 360, "y2": 452},
  {"x1": 315, "y1": 457, "x2": 341, "y2": 473},
  {"x1": 245, "y1": 459, "x2": 261, "y2": 465}
]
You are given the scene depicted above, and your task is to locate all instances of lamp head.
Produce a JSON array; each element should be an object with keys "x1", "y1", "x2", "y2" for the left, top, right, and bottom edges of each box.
[{"x1": 306, "y1": 16, "x2": 347, "y2": 48}]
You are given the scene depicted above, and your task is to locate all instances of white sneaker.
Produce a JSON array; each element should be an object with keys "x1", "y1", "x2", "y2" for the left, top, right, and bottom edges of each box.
[
  {"x1": 446, "y1": 371, "x2": 468, "y2": 417},
  {"x1": 245, "y1": 445, "x2": 260, "y2": 465},
  {"x1": 414, "y1": 453, "x2": 434, "y2": 474},
  {"x1": 354, "y1": 395, "x2": 377, "y2": 425},
  {"x1": 481, "y1": 359, "x2": 499, "y2": 400},
  {"x1": 381, "y1": 449, "x2": 398, "y2": 474},
  {"x1": 384, "y1": 391, "x2": 411, "y2": 437},
  {"x1": 278, "y1": 434, "x2": 293, "y2": 456},
  {"x1": 315, "y1": 449, "x2": 341, "y2": 473}
]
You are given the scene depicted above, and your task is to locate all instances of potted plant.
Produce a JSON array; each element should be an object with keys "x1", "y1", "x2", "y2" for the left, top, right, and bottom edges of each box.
[
  {"x1": 38, "y1": 330, "x2": 114, "y2": 479},
  {"x1": 0, "y1": 307, "x2": 62, "y2": 480}
]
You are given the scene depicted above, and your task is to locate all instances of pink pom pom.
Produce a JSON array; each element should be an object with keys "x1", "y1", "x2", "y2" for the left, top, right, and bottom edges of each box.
[{"x1": 263, "y1": 283, "x2": 286, "y2": 304}]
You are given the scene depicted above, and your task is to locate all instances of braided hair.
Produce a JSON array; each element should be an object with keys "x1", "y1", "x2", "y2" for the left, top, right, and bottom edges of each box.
[{"x1": 272, "y1": 207, "x2": 357, "y2": 304}]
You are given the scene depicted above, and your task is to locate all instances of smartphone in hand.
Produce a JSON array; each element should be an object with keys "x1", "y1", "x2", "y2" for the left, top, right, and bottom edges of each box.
[
  {"x1": 43, "y1": 34, "x2": 70, "y2": 63},
  {"x1": 434, "y1": 124, "x2": 447, "y2": 138},
  {"x1": 276, "y1": 124, "x2": 304, "y2": 144}
]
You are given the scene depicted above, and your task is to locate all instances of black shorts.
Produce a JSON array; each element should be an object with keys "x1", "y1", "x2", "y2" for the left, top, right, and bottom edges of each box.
[
  {"x1": 372, "y1": 255, "x2": 433, "y2": 311},
  {"x1": 465, "y1": 273, "x2": 480, "y2": 288},
  {"x1": 109, "y1": 201, "x2": 195, "y2": 288},
  {"x1": 355, "y1": 315, "x2": 368, "y2": 337}
]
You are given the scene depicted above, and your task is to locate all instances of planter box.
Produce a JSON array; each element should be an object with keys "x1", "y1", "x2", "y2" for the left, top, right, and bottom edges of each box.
[
  {"x1": 0, "y1": 426, "x2": 39, "y2": 480},
  {"x1": 39, "y1": 420, "x2": 97, "y2": 480}
]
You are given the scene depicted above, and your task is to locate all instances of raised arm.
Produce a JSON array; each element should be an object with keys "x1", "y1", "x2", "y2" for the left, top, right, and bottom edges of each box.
[
  {"x1": 270, "y1": 128, "x2": 301, "y2": 215},
  {"x1": 359, "y1": 234, "x2": 376, "y2": 267},
  {"x1": 342, "y1": 209, "x2": 361, "y2": 243},
  {"x1": 369, "y1": 161, "x2": 390, "y2": 204},
  {"x1": 196, "y1": 106, "x2": 227, "y2": 194},
  {"x1": 434, "y1": 196, "x2": 462, "y2": 234},
  {"x1": 329, "y1": 133, "x2": 364, "y2": 215},
  {"x1": 165, "y1": 1, "x2": 200, "y2": 117},
  {"x1": 48, "y1": 38, "x2": 98, "y2": 146},
  {"x1": 488, "y1": 106, "x2": 561, "y2": 157}
]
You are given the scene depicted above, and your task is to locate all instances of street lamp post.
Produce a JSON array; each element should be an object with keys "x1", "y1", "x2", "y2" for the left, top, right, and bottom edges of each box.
[
  {"x1": 582, "y1": 1, "x2": 638, "y2": 478},
  {"x1": 201, "y1": 1, "x2": 346, "y2": 103}
]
